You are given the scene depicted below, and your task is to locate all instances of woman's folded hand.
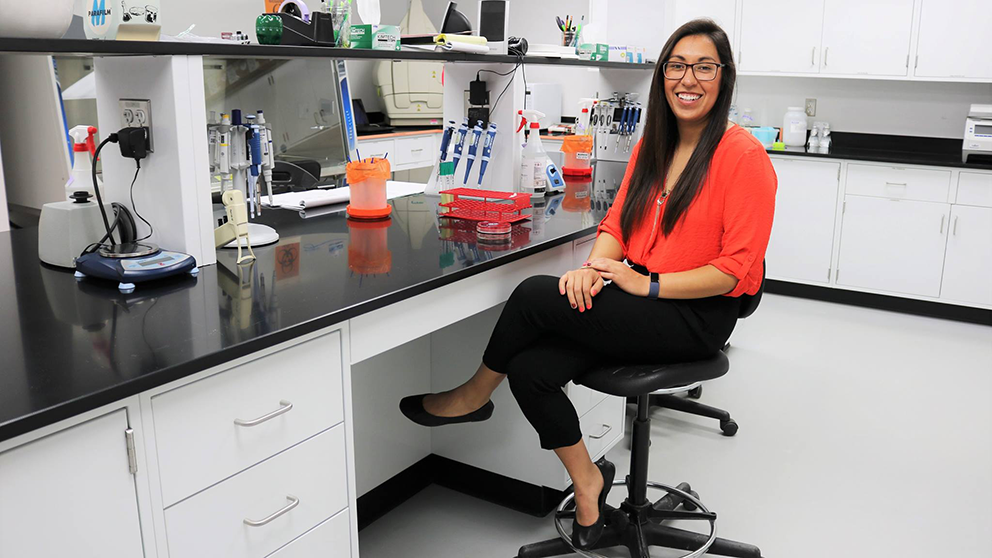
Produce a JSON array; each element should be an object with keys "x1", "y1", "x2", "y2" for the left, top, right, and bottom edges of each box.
[
  {"x1": 558, "y1": 267, "x2": 604, "y2": 312},
  {"x1": 586, "y1": 258, "x2": 651, "y2": 298}
]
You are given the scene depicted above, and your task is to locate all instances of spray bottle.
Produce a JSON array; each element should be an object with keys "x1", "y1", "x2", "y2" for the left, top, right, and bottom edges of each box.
[
  {"x1": 516, "y1": 109, "x2": 548, "y2": 197},
  {"x1": 576, "y1": 98, "x2": 597, "y2": 136},
  {"x1": 67, "y1": 125, "x2": 99, "y2": 200}
]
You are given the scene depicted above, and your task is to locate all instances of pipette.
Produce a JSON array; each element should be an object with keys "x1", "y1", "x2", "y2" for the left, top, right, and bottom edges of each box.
[
  {"x1": 439, "y1": 120, "x2": 455, "y2": 162},
  {"x1": 246, "y1": 115, "x2": 262, "y2": 218},
  {"x1": 626, "y1": 105, "x2": 642, "y2": 152},
  {"x1": 615, "y1": 105, "x2": 630, "y2": 152},
  {"x1": 477, "y1": 123, "x2": 498, "y2": 185},
  {"x1": 463, "y1": 120, "x2": 484, "y2": 184},
  {"x1": 256, "y1": 110, "x2": 276, "y2": 206},
  {"x1": 451, "y1": 117, "x2": 470, "y2": 172}
]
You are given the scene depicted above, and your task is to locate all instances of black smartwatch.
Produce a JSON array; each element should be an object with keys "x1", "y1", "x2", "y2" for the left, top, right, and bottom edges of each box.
[{"x1": 647, "y1": 272, "x2": 660, "y2": 299}]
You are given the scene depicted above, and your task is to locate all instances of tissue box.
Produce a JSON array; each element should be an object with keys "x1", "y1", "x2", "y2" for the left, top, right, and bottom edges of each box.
[
  {"x1": 578, "y1": 43, "x2": 609, "y2": 61},
  {"x1": 349, "y1": 24, "x2": 400, "y2": 50},
  {"x1": 608, "y1": 45, "x2": 628, "y2": 63}
]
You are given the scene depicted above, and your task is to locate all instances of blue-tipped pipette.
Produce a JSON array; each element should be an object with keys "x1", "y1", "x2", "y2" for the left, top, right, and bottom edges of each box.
[
  {"x1": 463, "y1": 120, "x2": 484, "y2": 184},
  {"x1": 246, "y1": 115, "x2": 263, "y2": 218},
  {"x1": 451, "y1": 117, "x2": 470, "y2": 171},
  {"x1": 477, "y1": 123, "x2": 498, "y2": 185}
]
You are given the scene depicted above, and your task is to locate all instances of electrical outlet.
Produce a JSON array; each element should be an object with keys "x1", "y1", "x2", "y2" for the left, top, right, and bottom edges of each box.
[
  {"x1": 805, "y1": 98, "x2": 817, "y2": 117},
  {"x1": 120, "y1": 99, "x2": 153, "y2": 152}
]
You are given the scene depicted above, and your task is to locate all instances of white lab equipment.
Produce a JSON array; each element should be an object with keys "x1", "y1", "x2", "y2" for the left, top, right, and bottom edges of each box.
[
  {"x1": 782, "y1": 107, "x2": 807, "y2": 147},
  {"x1": 214, "y1": 190, "x2": 256, "y2": 265},
  {"x1": 963, "y1": 104, "x2": 992, "y2": 163},
  {"x1": 373, "y1": 0, "x2": 443, "y2": 125},
  {"x1": 38, "y1": 194, "x2": 113, "y2": 268},
  {"x1": 0, "y1": 0, "x2": 74, "y2": 38}
]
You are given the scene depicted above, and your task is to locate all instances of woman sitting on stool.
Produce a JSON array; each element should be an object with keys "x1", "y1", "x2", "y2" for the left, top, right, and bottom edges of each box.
[{"x1": 401, "y1": 18, "x2": 777, "y2": 550}]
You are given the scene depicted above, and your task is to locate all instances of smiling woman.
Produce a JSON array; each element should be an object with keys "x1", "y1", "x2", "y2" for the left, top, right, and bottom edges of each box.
[{"x1": 399, "y1": 18, "x2": 778, "y2": 553}]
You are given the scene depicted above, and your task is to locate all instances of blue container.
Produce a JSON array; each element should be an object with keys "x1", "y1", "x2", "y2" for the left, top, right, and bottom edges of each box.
[{"x1": 750, "y1": 127, "x2": 778, "y2": 148}]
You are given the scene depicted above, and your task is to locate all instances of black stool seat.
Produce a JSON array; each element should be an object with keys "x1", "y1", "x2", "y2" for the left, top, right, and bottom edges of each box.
[{"x1": 577, "y1": 351, "x2": 730, "y2": 398}]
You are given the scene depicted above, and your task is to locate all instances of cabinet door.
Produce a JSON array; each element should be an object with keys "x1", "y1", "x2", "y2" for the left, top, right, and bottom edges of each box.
[
  {"x1": 0, "y1": 410, "x2": 144, "y2": 558},
  {"x1": 915, "y1": 1, "x2": 992, "y2": 79},
  {"x1": 765, "y1": 158, "x2": 840, "y2": 284},
  {"x1": 941, "y1": 205, "x2": 992, "y2": 306},
  {"x1": 739, "y1": 0, "x2": 824, "y2": 74},
  {"x1": 837, "y1": 195, "x2": 950, "y2": 297},
  {"x1": 669, "y1": 0, "x2": 739, "y2": 60},
  {"x1": 820, "y1": 0, "x2": 914, "y2": 76}
]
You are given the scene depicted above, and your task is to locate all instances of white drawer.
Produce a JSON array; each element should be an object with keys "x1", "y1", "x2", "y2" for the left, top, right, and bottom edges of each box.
[
  {"x1": 357, "y1": 139, "x2": 393, "y2": 162},
  {"x1": 164, "y1": 425, "x2": 349, "y2": 558},
  {"x1": 845, "y1": 163, "x2": 950, "y2": 203},
  {"x1": 957, "y1": 172, "x2": 992, "y2": 208},
  {"x1": 152, "y1": 331, "x2": 344, "y2": 506},
  {"x1": 568, "y1": 382, "x2": 608, "y2": 419},
  {"x1": 270, "y1": 509, "x2": 351, "y2": 558},
  {"x1": 394, "y1": 135, "x2": 437, "y2": 166},
  {"x1": 579, "y1": 395, "x2": 625, "y2": 461}
]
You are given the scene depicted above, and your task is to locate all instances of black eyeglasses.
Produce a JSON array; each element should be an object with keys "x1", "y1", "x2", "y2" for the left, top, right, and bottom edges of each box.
[{"x1": 663, "y1": 62, "x2": 725, "y2": 81}]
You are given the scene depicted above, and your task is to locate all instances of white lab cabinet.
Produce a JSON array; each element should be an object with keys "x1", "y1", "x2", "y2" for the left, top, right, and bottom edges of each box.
[
  {"x1": 914, "y1": 1, "x2": 992, "y2": 80},
  {"x1": 738, "y1": 0, "x2": 825, "y2": 74},
  {"x1": 819, "y1": 0, "x2": 915, "y2": 77},
  {"x1": 940, "y1": 205, "x2": 992, "y2": 306},
  {"x1": 667, "y1": 0, "x2": 739, "y2": 61},
  {"x1": 836, "y1": 195, "x2": 950, "y2": 297},
  {"x1": 0, "y1": 409, "x2": 145, "y2": 558},
  {"x1": 765, "y1": 158, "x2": 840, "y2": 285}
]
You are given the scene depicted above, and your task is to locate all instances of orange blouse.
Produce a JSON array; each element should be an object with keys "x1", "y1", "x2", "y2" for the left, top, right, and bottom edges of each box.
[{"x1": 597, "y1": 126, "x2": 777, "y2": 297}]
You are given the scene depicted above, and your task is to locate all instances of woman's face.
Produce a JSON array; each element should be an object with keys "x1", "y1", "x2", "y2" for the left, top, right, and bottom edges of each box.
[{"x1": 663, "y1": 35, "x2": 723, "y2": 126}]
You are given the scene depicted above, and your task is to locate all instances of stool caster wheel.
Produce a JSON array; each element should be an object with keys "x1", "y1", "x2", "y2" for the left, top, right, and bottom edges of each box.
[
  {"x1": 687, "y1": 386, "x2": 703, "y2": 399},
  {"x1": 720, "y1": 419, "x2": 739, "y2": 437},
  {"x1": 681, "y1": 490, "x2": 701, "y2": 511}
]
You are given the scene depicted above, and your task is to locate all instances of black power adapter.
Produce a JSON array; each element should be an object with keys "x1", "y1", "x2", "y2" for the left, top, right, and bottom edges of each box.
[{"x1": 117, "y1": 127, "x2": 150, "y2": 161}]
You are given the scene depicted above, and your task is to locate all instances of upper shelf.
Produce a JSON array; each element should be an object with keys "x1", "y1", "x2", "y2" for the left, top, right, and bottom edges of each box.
[{"x1": 0, "y1": 38, "x2": 656, "y2": 70}]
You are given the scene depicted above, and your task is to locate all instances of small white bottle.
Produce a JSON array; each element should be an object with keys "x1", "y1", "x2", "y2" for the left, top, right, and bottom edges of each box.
[
  {"x1": 67, "y1": 125, "x2": 98, "y2": 200},
  {"x1": 782, "y1": 106, "x2": 807, "y2": 147}
]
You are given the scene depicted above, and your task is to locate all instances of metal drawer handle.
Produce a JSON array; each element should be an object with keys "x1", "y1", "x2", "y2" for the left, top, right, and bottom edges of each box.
[
  {"x1": 884, "y1": 182, "x2": 908, "y2": 187},
  {"x1": 589, "y1": 424, "x2": 613, "y2": 439},
  {"x1": 235, "y1": 400, "x2": 293, "y2": 427},
  {"x1": 940, "y1": 214, "x2": 946, "y2": 235},
  {"x1": 811, "y1": 47, "x2": 816, "y2": 66},
  {"x1": 244, "y1": 495, "x2": 299, "y2": 527},
  {"x1": 953, "y1": 216, "x2": 958, "y2": 236}
]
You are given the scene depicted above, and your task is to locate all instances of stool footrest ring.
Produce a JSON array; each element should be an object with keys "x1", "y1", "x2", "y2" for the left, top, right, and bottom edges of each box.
[{"x1": 553, "y1": 480, "x2": 717, "y2": 558}]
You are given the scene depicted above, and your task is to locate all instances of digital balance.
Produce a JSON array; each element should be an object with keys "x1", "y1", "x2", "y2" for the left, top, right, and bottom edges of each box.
[
  {"x1": 74, "y1": 242, "x2": 198, "y2": 294},
  {"x1": 963, "y1": 104, "x2": 992, "y2": 164}
]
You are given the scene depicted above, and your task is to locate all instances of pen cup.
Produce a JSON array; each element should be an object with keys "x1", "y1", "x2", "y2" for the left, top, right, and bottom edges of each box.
[{"x1": 561, "y1": 30, "x2": 575, "y2": 47}]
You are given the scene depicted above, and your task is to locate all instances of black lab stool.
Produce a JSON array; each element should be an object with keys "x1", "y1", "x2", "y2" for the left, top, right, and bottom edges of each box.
[{"x1": 516, "y1": 267, "x2": 766, "y2": 558}]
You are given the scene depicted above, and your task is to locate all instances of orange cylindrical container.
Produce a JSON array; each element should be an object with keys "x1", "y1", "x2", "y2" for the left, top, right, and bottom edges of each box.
[
  {"x1": 346, "y1": 158, "x2": 392, "y2": 220},
  {"x1": 561, "y1": 135, "x2": 594, "y2": 177}
]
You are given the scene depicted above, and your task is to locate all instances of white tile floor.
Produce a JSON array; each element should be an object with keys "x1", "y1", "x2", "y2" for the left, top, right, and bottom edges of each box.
[{"x1": 359, "y1": 294, "x2": 992, "y2": 558}]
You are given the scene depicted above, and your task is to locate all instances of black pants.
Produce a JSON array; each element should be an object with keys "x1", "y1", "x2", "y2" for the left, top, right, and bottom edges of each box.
[{"x1": 482, "y1": 275, "x2": 741, "y2": 450}]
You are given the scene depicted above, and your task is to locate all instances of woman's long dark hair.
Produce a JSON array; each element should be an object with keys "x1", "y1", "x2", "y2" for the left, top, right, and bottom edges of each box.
[{"x1": 620, "y1": 19, "x2": 737, "y2": 241}]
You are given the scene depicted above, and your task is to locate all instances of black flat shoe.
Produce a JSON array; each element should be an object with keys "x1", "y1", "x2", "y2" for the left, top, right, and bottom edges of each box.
[
  {"x1": 399, "y1": 394, "x2": 494, "y2": 427},
  {"x1": 571, "y1": 457, "x2": 616, "y2": 550}
]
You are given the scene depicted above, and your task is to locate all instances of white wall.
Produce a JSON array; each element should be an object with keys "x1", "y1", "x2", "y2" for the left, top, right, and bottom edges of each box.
[{"x1": 735, "y1": 76, "x2": 992, "y2": 139}]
